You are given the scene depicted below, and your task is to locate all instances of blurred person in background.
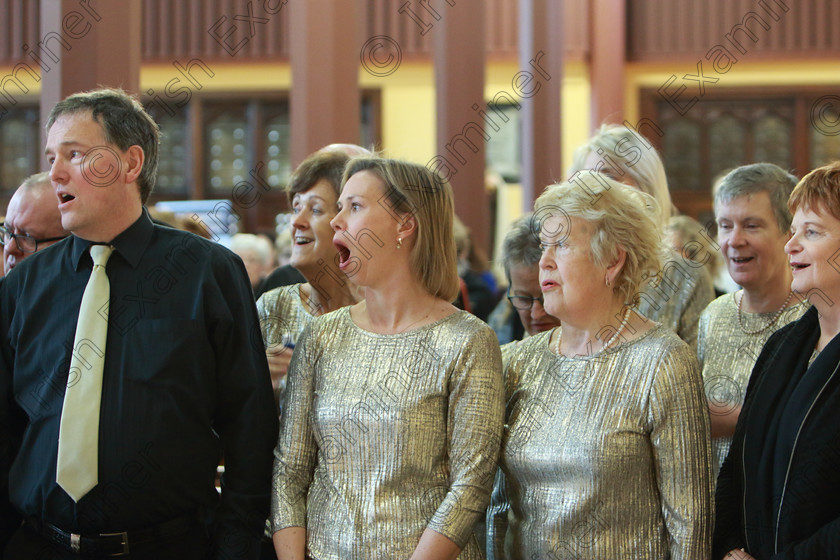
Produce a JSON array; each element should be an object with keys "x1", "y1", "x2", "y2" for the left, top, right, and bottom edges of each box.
[
  {"x1": 230, "y1": 233, "x2": 274, "y2": 294},
  {"x1": 2, "y1": 172, "x2": 69, "y2": 277},
  {"x1": 569, "y1": 123, "x2": 715, "y2": 349},
  {"x1": 487, "y1": 214, "x2": 560, "y2": 353},
  {"x1": 453, "y1": 215, "x2": 498, "y2": 321},
  {"x1": 697, "y1": 163, "x2": 807, "y2": 480},
  {"x1": 665, "y1": 214, "x2": 724, "y2": 297}
]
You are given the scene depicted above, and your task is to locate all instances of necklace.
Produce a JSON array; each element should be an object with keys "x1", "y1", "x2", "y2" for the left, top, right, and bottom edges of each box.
[
  {"x1": 736, "y1": 289, "x2": 794, "y2": 335},
  {"x1": 553, "y1": 306, "x2": 632, "y2": 356}
]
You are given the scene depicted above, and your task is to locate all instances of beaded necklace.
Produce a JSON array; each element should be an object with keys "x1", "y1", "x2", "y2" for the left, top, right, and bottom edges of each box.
[
  {"x1": 736, "y1": 289, "x2": 794, "y2": 335},
  {"x1": 553, "y1": 306, "x2": 632, "y2": 356}
]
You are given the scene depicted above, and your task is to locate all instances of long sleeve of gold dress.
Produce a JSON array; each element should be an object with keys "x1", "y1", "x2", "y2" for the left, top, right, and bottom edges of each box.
[
  {"x1": 489, "y1": 324, "x2": 713, "y2": 559},
  {"x1": 271, "y1": 307, "x2": 504, "y2": 559}
]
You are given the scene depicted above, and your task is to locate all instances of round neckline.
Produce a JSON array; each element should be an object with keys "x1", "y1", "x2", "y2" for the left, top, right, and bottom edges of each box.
[
  {"x1": 341, "y1": 305, "x2": 463, "y2": 338},
  {"x1": 544, "y1": 321, "x2": 664, "y2": 361}
]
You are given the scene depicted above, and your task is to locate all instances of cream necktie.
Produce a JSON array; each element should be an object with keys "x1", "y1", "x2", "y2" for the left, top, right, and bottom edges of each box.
[{"x1": 56, "y1": 244, "x2": 113, "y2": 502}]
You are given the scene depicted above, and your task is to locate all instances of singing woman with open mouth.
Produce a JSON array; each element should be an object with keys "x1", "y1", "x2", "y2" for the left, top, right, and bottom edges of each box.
[{"x1": 271, "y1": 157, "x2": 504, "y2": 560}]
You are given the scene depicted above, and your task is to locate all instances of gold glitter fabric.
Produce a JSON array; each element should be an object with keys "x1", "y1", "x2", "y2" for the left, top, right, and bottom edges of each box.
[
  {"x1": 500, "y1": 340, "x2": 520, "y2": 369},
  {"x1": 256, "y1": 283, "x2": 315, "y2": 350},
  {"x1": 637, "y1": 251, "x2": 715, "y2": 351},
  {"x1": 271, "y1": 307, "x2": 504, "y2": 559},
  {"x1": 488, "y1": 325, "x2": 713, "y2": 560},
  {"x1": 697, "y1": 293, "x2": 808, "y2": 477}
]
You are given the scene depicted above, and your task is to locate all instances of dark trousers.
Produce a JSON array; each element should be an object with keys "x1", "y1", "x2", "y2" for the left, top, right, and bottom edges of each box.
[{"x1": 3, "y1": 522, "x2": 210, "y2": 560}]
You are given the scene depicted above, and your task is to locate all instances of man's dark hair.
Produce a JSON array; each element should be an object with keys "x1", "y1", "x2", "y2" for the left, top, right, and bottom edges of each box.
[{"x1": 46, "y1": 88, "x2": 160, "y2": 204}]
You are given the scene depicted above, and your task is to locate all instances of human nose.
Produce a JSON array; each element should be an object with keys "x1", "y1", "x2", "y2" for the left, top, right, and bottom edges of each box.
[
  {"x1": 530, "y1": 297, "x2": 548, "y2": 319},
  {"x1": 3, "y1": 236, "x2": 22, "y2": 262},
  {"x1": 784, "y1": 231, "x2": 800, "y2": 256},
  {"x1": 291, "y1": 208, "x2": 308, "y2": 231},
  {"x1": 727, "y1": 225, "x2": 747, "y2": 247},
  {"x1": 330, "y1": 208, "x2": 346, "y2": 232},
  {"x1": 539, "y1": 248, "x2": 554, "y2": 271},
  {"x1": 49, "y1": 155, "x2": 69, "y2": 185}
]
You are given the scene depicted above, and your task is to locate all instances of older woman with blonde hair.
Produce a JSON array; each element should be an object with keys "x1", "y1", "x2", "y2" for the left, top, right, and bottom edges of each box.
[
  {"x1": 272, "y1": 157, "x2": 503, "y2": 559},
  {"x1": 569, "y1": 123, "x2": 715, "y2": 349},
  {"x1": 488, "y1": 173, "x2": 713, "y2": 559}
]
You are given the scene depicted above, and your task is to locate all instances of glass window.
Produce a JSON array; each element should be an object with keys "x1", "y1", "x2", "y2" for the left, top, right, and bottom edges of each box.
[
  {"x1": 0, "y1": 106, "x2": 39, "y2": 194},
  {"x1": 204, "y1": 103, "x2": 249, "y2": 193}
]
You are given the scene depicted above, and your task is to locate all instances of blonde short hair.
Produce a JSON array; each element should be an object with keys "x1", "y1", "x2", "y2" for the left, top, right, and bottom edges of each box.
[
  {"x1": 342, "y1": 157, "x2": 460, "y2": 302},
  {"x1": 533, "y1": 174, "x2": 663, "y2": 304},
  {"x1": 569, "y1": 123, "x2": 672, "y2": 227}
]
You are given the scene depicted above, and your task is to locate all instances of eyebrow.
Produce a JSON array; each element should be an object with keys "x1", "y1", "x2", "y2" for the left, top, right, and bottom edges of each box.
[
  {"x1": 44, "y1": 140, "x2": 86, "y2": 155},
  {"x1": 293, "y1": 194, "x2": 326, "y2": 203}
]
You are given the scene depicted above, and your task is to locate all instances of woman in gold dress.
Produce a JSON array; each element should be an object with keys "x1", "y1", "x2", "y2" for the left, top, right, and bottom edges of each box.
[
  {"x1": 488, "y1": 174, "x2": 713, "y2": 559},
  {"x1": 697, "y1": 163, "x2": 807, "y2": 479},
  {"x1": 256, "y1": 148, "x2": 363, "y2": 402},
  {"x1": 272, "y1": 157, "x2": 504, "y2": 559}
]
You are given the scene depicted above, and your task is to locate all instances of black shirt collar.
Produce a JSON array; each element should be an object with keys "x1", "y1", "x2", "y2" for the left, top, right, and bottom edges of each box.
[{"x1": 70, "y1": 208, "x2": 154, "y2": 271}]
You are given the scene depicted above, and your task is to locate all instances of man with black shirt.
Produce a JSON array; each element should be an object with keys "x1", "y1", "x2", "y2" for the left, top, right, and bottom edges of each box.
[{"x1": 0, "y1": 89, "x2": 278, "y2": 559}]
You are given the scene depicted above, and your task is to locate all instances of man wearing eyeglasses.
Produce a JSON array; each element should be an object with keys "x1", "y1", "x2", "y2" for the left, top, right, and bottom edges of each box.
[{"x1": 2, "y1": 172, "x2": 69, "y2": 276}]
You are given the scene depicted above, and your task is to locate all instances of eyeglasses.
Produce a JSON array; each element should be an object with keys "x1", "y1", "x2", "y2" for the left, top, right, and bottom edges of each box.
[
  {"x1": 0, "y1": 223, "x2": 68, "y2": 254},
  {"x1": 507, "y1": 288, "x2": 545, "y2": 310}
]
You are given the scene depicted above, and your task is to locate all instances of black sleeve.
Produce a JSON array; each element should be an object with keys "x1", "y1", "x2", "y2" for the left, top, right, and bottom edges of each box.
[
  {"x1": 0, "y1": 278, "x2": 23, "y2": 551},
  {"x1": 207, "y1": 254, "x2": 279, "y2": 560}
]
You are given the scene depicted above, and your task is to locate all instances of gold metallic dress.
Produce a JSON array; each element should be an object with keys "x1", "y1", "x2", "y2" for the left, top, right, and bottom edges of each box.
[
  {"x1": 638, "y1": 250, "x2": 715, "y2": 350},
  {"x1": 488, "y1": 324, "x2": 713, "y2": 560},
  {"x1": 697, "y1": 292, "x2": 807, "y2": 477},
  {"x1": 272, "y1": 307, "x2": 504, "y2": 559},
  {"x1": 256, "y1": 283, "x2": 315, "y2": 351}
]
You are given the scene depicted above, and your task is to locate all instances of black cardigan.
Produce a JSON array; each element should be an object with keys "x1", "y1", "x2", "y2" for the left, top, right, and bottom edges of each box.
[{"x1": 713, "y1": 306, "x2": 840, "y2": 559}]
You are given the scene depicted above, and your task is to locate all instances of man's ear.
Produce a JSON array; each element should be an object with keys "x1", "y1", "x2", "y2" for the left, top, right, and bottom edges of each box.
[{"x1": 123, "y1": 145, "x2": 145, "y2": 185}]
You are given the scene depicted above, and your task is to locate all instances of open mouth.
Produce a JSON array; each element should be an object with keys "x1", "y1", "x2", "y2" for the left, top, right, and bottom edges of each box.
[
  {"x1": 333, "y1": 236, "x2": 351, "y2": 267},
  {"x1": 294, "y1": 236, "x2": 313, "y2": 246},
  {"x1": 791, "y1": 262, "x2": 810, "y2": 271},
  {"x1": 58, "y1": 192, "x2": 75, "y2": 204},
  {"x1": 730, "y1": 256, "x2": 753, "y2": 264}
]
